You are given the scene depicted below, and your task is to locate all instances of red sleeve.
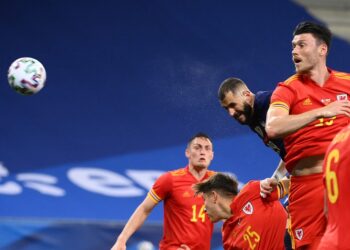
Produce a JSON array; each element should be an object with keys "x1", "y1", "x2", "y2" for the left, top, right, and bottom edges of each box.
[
  {"x1": 148, "y1": 172, "x2": 172, "y2": 204},
  {"x1": 265, "y1": 188, "x2": 279, "y2": 202},
  {"x1": 270, "y1": 82, "x2": 295, "y2": 110}
]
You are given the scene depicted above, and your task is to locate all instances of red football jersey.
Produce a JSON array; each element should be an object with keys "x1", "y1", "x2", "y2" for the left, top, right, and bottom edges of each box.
[
  {"x1": 222, "y1": 181, "x2": 287, "y2": 250},
  {"x1": 148, "y1": 166, "x2": 215, "y2": 250},
  {"x1": 319, "y1": 124, "x2": 350, "y2": 249},
  {"x1": 271, "y1": 70, "x2": 350, "y2": 172}
]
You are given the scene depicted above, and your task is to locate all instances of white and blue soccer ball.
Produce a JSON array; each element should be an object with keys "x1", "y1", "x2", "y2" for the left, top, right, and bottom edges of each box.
[
  {"x1": 7, "y1": 57, "x2": 47, "y2": 95},
  {"x1": 137, "y1": 241, "x2": 155, "y2": 250}
]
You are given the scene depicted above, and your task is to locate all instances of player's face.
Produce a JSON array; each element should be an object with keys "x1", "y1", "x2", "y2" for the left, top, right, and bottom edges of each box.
[
  {"x1": 186, "y1": 137, "x2": 214, "y2": 169},
  {"x1": 292, "y1": 33, "x2": 326, "y2": 74},
  {"x1": 202, "y1": 192, "x2": 221, "y2": 222},
  {"x1": 221, "y1": 91, "x2": 253, "y2": 125}
]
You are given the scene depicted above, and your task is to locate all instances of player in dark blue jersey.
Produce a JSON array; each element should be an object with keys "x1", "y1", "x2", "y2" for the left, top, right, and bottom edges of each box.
[
  {"x1": 218, "y1": 77, "x2": 286, "y2": 179},
  {"x1": 218, "y1": 77, "x2": 291, "y2": 249}
]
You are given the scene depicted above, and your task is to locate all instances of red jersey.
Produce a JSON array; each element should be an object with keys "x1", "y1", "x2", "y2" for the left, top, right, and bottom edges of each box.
[
  {"x1": 222, "y1": 181, "x2": 287, "y2": 250},
  {"x1": 148, "y1": 166, "x2": 215, "y2": 250},
  {"x1": 271, "y1": 69, "x2": 350, "y2": 172},
  {"x1": 319, "y1": 124, "x2": 350, "y2": 249}
]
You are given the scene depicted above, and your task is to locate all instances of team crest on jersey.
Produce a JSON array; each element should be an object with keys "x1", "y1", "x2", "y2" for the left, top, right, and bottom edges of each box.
[
  {"x1": 295, "y1": 228, "x2": 303, "y2": 240},
  {"x1": 242, "y1": 202, "x2": 254, "y2": 215},
  {"x1": 337, "y1": 94, "x2": 348, "y2": 101}
]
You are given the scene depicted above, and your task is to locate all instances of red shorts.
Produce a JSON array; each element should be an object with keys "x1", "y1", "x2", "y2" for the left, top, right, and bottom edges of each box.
[{"x1": 288, "y1": 173, "x2": 327, "y2": 249}]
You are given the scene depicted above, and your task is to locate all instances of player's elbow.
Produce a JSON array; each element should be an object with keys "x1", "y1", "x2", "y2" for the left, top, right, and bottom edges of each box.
[{"x1": 266, "y1": 123, "x2": 280, "y2": 139}]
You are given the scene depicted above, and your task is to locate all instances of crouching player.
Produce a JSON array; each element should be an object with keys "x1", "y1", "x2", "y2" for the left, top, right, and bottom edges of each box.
[{"x1": 193, "y1": 173, "x2": 287, "y2": 250}]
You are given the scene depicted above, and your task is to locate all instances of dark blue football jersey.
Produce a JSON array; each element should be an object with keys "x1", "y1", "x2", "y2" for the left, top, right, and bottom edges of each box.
[{"x1": 248, "y1": 91, "x2": 286, "y2": 159}]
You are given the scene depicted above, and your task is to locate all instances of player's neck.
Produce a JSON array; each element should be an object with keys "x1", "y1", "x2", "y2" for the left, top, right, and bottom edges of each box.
[
  {"x1": 305, "y1": 64, "x2": 330, "y2": 86},
  {"x1": 221, "y1": 197, "x2": 234, "y2": 219},
  {"x1": 188, "y1": 165, "x2": 207, "y2": 180}
]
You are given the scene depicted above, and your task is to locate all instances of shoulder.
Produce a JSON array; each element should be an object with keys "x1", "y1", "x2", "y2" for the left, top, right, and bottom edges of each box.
[
  {"x1": 278, "y1": 74, "x2": 302, "y2": 87},
  {"x1": 332, "y1": 70, "x2": 350, "y2": 80},
  {"x1": 231, "y1": 181, "x2": 259, "y2": 212},
  {"x1": 155, "y1": 168, "x2": 186, "y2": 183},
  {"x1": 235, "y1": 181, "x2": 260, "y2": 202},
  {"x1": 255, "y1": 91, "x2": 273, "y2": 102},
  {"x1": 240, "y1": 180, "x2": 259, "y2": 192},
  {"x1": 169, "y1": 168, "x2": 187, "y2": 177},
  {"x1": 206, "y1": 170, "x2": 216, "y2": 177}
]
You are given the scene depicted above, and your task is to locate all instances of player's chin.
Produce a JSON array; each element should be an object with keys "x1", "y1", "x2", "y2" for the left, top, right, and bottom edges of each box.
[
  {"x1": 295, "y1": 64, "x2": 310, "y2": 74},
  {"x1": 236, "y1": 116, "x2": 248, "y2": 125},
  {"x1": 238, "y1": 119, "x2": 248, "y2": 125},
  {"x1": 195, "y1": 162, "x2": 208, "y2": 169},
  {"x1": 208, "y1": 215, "x2": 219, "y2": 223}
]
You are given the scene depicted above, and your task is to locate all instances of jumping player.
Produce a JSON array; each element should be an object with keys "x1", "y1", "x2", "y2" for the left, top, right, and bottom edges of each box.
[
  {"x1": 265, "y1": 21, "x2": 350, "y2": 249},
  {"x1": 218, "y1": 78, "x2": 287, "y2": 181}
]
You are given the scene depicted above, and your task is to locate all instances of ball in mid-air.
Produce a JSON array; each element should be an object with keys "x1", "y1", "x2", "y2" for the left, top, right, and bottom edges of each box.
[{"x1": 7, "y1": 57, "x2": 47, "y2": 95}]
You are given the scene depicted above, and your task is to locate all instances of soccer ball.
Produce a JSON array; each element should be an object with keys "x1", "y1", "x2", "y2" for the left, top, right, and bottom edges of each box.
[
  {"x1": 137, "y1": 241, "x2": 155, "y2": 250},
  {"x1": 7, "y1": 57, "x2": 47, "y2": 95}
]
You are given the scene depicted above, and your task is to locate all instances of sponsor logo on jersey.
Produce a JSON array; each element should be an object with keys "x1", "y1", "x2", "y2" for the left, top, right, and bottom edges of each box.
[
  {"x1": 302, "y1": 97, "x2": 313, "y2": 106},
  {"x1": 337, "y1": 94, "x2": 348, "y2": 101},
  {"x1": 242, "y1": 202, "x2": 254, "y2": 215},
  {"x1": 295, "y1": 228, "x2": 303, "y2": 240},
  {"x1": 321, "y1": 98, "x2": 331, "y2": 105},
  {"x1": 182, "y1": 191, "x2": 192, "y2": 197}
]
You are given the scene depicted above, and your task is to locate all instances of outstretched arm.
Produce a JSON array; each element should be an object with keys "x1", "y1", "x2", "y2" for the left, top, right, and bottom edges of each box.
[
  {"x1": 111, "y1": 196, "x2": 157, "y2": 250},
  {"x1": 266, "y1": 100, "x2": 350, "y2": 139}
]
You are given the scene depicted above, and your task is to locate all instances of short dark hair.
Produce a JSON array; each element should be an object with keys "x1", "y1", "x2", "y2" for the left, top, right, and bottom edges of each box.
[
  {"x1": 193, "y1": 173, "x2": 239, "y2": 198},
  {"x1": 293, "y1": 21, "x2": 332, "y2": 50},
  {"x1": 187, "y1": 132, "x2": 212, "y2": 147},
  {"x1": 218, "y1": 77, "x2": 246, "y2": 101}
]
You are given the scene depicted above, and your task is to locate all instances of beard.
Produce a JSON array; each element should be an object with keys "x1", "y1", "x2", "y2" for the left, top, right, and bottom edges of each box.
[{"x1": 237, "y1": 102, "x2": 253, "y2": 125}]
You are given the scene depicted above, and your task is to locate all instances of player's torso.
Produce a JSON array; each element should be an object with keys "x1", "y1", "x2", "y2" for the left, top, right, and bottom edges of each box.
[
  {"x1": 283, "y1": 75, "x2": 350, "y2": 169},
  {"x1": 161, "y1": 170, "x2": 213, "y2": 250}
]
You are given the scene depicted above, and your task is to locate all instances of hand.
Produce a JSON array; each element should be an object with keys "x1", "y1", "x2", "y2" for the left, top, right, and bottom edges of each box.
[
  {"x1": 260, "y1": 178, "x2": 277, "y2": 198},
  {"x1": 111, "y1": 239, "x2": 126, "y2": 250},
  {"x1": 319, "y1": 100, "x2": 350, "y2": 118},
  {"x1": 177, "y1": 244, "x2": 191, "y2": 250}
]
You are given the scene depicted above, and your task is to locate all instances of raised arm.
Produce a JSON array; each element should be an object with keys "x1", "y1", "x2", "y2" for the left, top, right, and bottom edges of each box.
[
  {"x1": 271, "y1": 159, "x2": 287, "y2": 181},
  {"x1": 111, "y1": 196, "x2": 157, "y2": 250},
  {"x1": 260, "y1": 176, "x2": 290, "y2": 200},
  {"x1": 266, "y1": 100, "x2": 350, "y2": 139},
  {"x1": 260, "y1": 159, "x2": 287, "y2": 198}
]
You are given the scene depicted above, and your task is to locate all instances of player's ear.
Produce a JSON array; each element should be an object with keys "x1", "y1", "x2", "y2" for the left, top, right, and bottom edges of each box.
[
  {"x1": 243, "y1": 90, "x2": 254, "y2": 104},
  {"x1": 319, "y1": 43, "x2": 328, "y2": 56},
  {"x1": 242, "y1": 90, "x2": 251, "y2": 97},
  {"x1": 185, "y1": 148, "x2": 190, "y2": 158},
  {"x1": 212, "y1": 191, "x2": 218, "y2": 204}
]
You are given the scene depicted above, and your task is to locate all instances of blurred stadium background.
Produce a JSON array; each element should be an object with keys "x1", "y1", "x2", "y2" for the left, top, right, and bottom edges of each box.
[{"x1": 1, "y1": 0, "x2": 350, "y2": 249}]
